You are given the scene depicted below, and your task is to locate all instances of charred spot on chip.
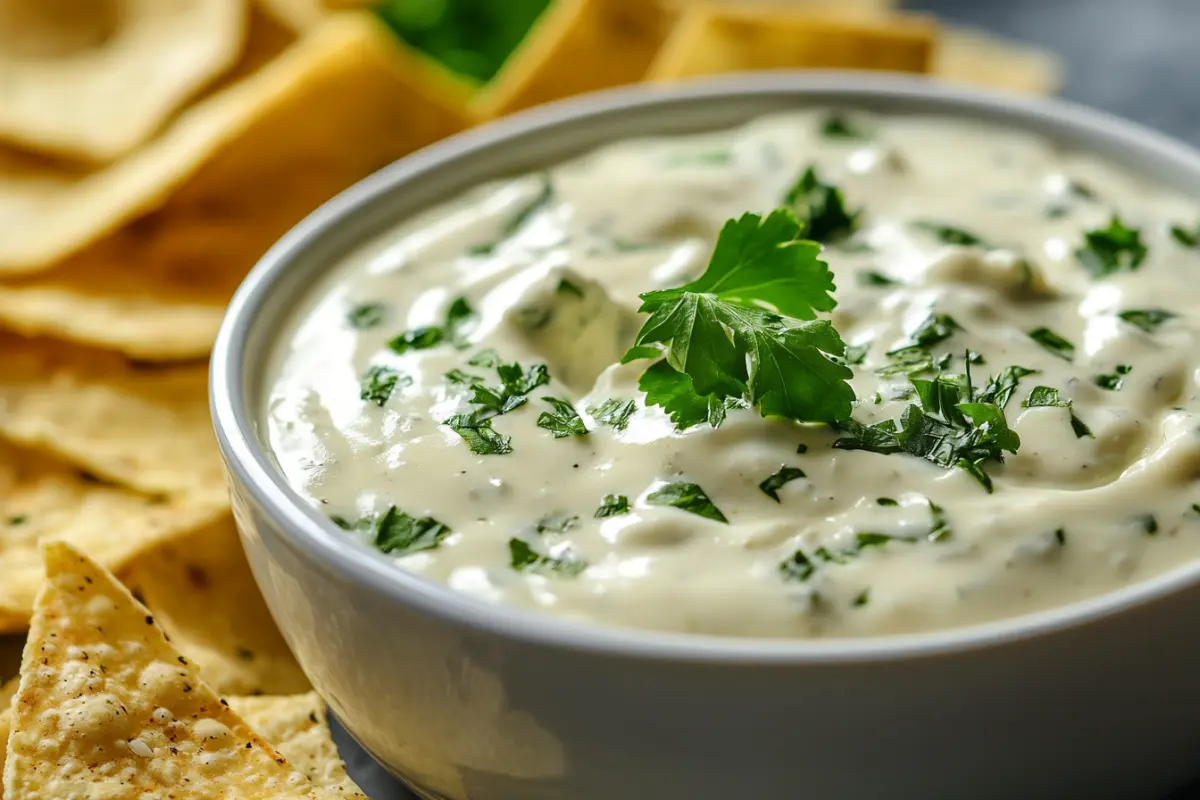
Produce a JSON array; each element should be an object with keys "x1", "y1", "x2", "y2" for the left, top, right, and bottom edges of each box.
[
  {"x1": 186, "y1": 564, "x2": 211, "y2": 590},
  {"x1": 236, "y1": 647, "x2": 257, "y2": 662}
]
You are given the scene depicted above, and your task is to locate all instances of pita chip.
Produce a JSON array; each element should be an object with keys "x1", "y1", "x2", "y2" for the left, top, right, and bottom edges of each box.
[
  {"x1": 0, "y1": 0, "x2": 245, "y2": 161},
  {"x1": 2, "y1": 541, "x2": 340, "y2": 799}
]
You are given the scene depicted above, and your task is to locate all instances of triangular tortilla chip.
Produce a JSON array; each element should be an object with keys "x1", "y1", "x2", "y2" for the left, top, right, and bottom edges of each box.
[
  {"x1": 472, "y1": 0, "x2": 676, "y2": 120},
  {"x1": 0, "y1": 7, "x2": 294, "y2": 274},
  {"x1": 125, "y1": 516, "x2": 310, "y2": 696},
  {"x1": 0, "y1": 15, "x2": 473, "y2": 361},
  {"x1": 0, "y1": 334, "x2": 223, "y2": 495},
  {"x1": 934, "y1": 25, "x2": 1063, "y2": 95},
  {"x1": 0, "y1": 676, "x2": 15, "y2": 783},
  {"x1": 232, "y1": 694, "x2": 367, "y2": 799},
  {"x1": 647, "y1": 5, "x2": 936, "y2": 80},
  {"x1": 0, "y1": 0, "x2": 245, "y2": 162},
  {"x1": 2, "y1": 542, "x2": 338, "y2": 799},
  {"x1": 0, "y1": 441, "x2": 228, "y2": 629}
]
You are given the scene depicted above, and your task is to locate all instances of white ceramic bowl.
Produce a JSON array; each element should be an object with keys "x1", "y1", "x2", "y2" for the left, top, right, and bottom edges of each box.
[{"x1": 211, "y1": 73, "x2": 1200, "y2": 800}]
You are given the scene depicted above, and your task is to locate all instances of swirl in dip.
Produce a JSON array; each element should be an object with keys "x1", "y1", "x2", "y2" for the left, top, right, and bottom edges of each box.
[{"x1": 265, "y1": 110, "x2": 1200, "y2": 638}]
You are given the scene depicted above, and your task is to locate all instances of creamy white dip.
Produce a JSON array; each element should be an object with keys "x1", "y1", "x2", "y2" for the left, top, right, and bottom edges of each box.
[{"x1": 266, "y1": 110, "x2": 1200, "y2": 639}]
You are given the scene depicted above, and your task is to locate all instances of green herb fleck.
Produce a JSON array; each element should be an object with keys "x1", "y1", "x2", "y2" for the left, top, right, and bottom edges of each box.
[
  {"x1": 535, "y1": 512, "x2": 580, "y2": 534},
  {"x1": 508, "y1": 538, "x2": 587, "y2": 576},
  {"x1": 783, "y1": 166, "x2": 860, "y2": 243},
  {"x1": 594, "y1": 495, "x2": 630, "y2": 518},
  {"x1": 820, "y1": 113, "x2": 869, "y2": 139},
  {"x1": 1139, "y1": 514, "x2": 1159, "y2": 535},
  {"x1": 1117, "y1": 308, "x2": 1176, "y2": 334},
  {"x1": 536, "y1": 397, "x2": 588, "y2": 438},
  {"x1": 444, "y1": 297, "x2": 477, "y2": 349},
  {"x1": 795, "y1": 443, "x2": 809, "y2": 454},
  {"x1": 877, "y1": 497, "x2": 898, "y2": 506},
  {"x1": 1022, "y1": 386, "x2": 1093, "y2": 439},
  {"x1": 359, "y1": 365, "x2": 410, "y2": 407},
  {"x1": 852, "y1": 589, "x2": 870, "y2": 607},
  {"x1": 912, "y1": 220, "x2": 989, "y2": 247},
  {"x1": 645, "y1": 481, "x2": 728, "y2": 523},
  {"x1": 7, "y1": 514, "x2": 28, "y2": 526},
  {"x1": 589, "y1": 398, "x2": 636, "y2": 431},
  {"x1": 857, "y1": 270, "x2": 898, "y2": 287},
  {"x1": 843, "y1": 342, "x2": 871, "y2": 366},
  {"x1": 1075, "y1": 216, "x2": 1147, "y2": 278},
  {"x1": 467, "y1": 348, "x2": 500, "y2": 367},
  {"x1": 975, "y1": 365, "x2": 1038, "y2": 409},
  {"x1": 909, "y1": 312, "x2": 961, "y2": 349},
  {"x1": 1093, "y1": 364, "x2": 1131, "y2": 391},
  {"x1": 556, "y1": 278, "x2": 585, "y2": 297},
  {"x1": 1171, "y1": 222, "x2": 1199, "y2": 248},
  {"x1": 443, "y1": 415, "x2": 513, "y2": 455},
  {"x1": 1027, "y1": 327, "x2": 1075, "y2": 361},
  {"x1": 778, "y1": 550, "x2": 815, "y2": 582},
  {"x1": 373, "y1": 506, "x2": 451, "y2": 555},
  {"x1": 444, "y1": 368, "x2": 483, "y2": 385},
  {"x1": 387, "y1": 326, "x2": 443, "y2": 354},
  {"x1": 347, "y1": 302, "x2": 386, "y2": 330},
  {"x1": 758, "y1": 466, "x2": 806, "y2": 502}
]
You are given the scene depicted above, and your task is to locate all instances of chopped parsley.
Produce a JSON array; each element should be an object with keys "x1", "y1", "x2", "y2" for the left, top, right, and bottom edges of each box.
[
  {"x1": 470, "y1": 175, "x2": 555, "y2": 254},
  {"x1": 1027, "y1": 327, "x2": 1075, "y2": 361},
  {"x1": 624, "y1": 209, "x2": 855, "y2": 428},
  {"x1": 1022, "y1": 386, "x2": 1093, "y2": 439},
  {"x1": 857, "y1": 270, "x2": 899, "y2": 287},
  {"x1": 1093, "y1": 364, "x2": 1131, "y2": 391},
  {"x1": 359, "y1": 365, "x2": 410, "y2": 407},
  {"x1": 877, "y1": 345, "x2": 935, "y2": 377},
  {"x1": 1139, "y1": 514, "x2": 1159, "y2": 535},
  {"x1": 758, "y1": 466, "x2": 806, "y2": 502},
  {"x1": 782, "y1": 166, "x2": 861, "y2": 243},
  {"x1": 535, "y1": 512, "x2": 579, "y2": 534},
  {"x1": 795, "y1": 443, "x2": 809, "y2": 454},
  {"x1": 778, "y1": 550, "x2": 814, "y2": 581},
  {"x1": 346, "y1": 302, "x2": 386, "y2": 329},
  {"x1": 467, "y1": 348, "x2": 500, "y2": 367},
  {"x1": 443, "y1": 415, "x2": 512, "y2": 455},
  {"x1": 876, "y1": 497, "x2": 898, "y2": 506},
  {"x1": 835, "y1": 371, "x2": 1021, "y2": 492},
  {"x1": 556, "y1": 278, "x2": 585, "y2": 297},
  {"x1": 594, "y1": 495, "x2": 630, "y2": 518},
  {"x1": 444, "y1": 368, "x2": 483, "y2": 385},
  {"x1": 843, "y1": 342, "x2": 871, "y2": 366},
  {"x1": 909, "y1": 312, "x2": 961, "y2": 349},
  {"x1": 387, "y1": 296, "x2": 478, "y2": 354},
  {"x1": 1117, "y1": 308, "x2": 1176, "y2": 334},
  {"x1": 975, "y1": 365, "x2": 1038, "y2": 409},
  {"x1": 911, "y1": 220, "x2": 989, "y2": 248},
  {"x1": 508, "y1": 538, "x2": 587, "y2": 576},
  {"x1": 645, "y1": 481, "x2": 728, "y2": 523},
  {"x1": 820, "y1": 112, "x2": 869, "y2": 139},
  {"x1": 373, "y1": 506, "x2": 452, "y2": 555},
  {"x1": 853, "y1": 589, "x2": 870, "y2": 607},
  {"x1": 460, "y1": 360, "x2": 551, "y2": 421},
  {"x1": 7, "y1": 515, "x2": 27, "y2": 526},
  {"x1": 1075, "y1": 216, "x2": 1147, "y2": 278},
  {"x1": 589, "y1": 398, "x2": 636, "y2": 431},
  {"x1": 1171, "y1": 222, "x2": 1199, "y2": 248},
  {"x1": 536, "y1": 397, "x2": 588, "y2": 438}
]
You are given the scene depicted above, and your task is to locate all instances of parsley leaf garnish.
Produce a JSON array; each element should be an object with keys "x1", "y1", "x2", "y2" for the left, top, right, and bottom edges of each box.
[
  {"x1": 624, "y1": 209, "x2": 854, "y2": 427},
  {"x1": 877, "y1": 346, "x2": 934, "y2": 376},
  {"x1": 373, "y1": 506, "x2": 451, "y2": 555},
  {"x1": 508, "y1": 538, "x2": 587, "y2": 576},
  {"x1": 645, "y1": 481, "x2": 728, "y2": 523},
  {"x1": 1075, "y1": 216, "x2": 1147, "y2": 278},
  {"x1": 589, "y1": 398, "x2": 636, "y2": 431},
  {"x1": 975, "y1": 365, "x2": 1037, "y2": 409},
  {"x1": 758, "y1": 466, "x2": 806, "y2": 502},
  {"x1": 1027, "y1": 327, "x2": 1075, "y2": 361},
  {"x1": 1022, "y1": 386, "x2": 1093, "y2": 438},
  {"x1": 462, "y1": 361, "x2": 551, "y2": 420},
  {"x1": 778, "y1": 550, "x2": 815, "y2": 581},
  {"x1": 387, "y1": 326, "x2": 443, "y2": 354},
  {"x1": 782, "y1": 166, "x2": 860, "y2": 243},
  {"x1": 347, "y1": 302, "x2": 386, "y2": 329},
  {"x1": 638, "y1": 361, "x2": 730, "y2": 430},
  {"x1": 594, "y1": 494, "x2": 630, "y2": 518},
  {"x1": 535, "y1": 511, "x2": 579, "y2": 534},
  {"x1": 536, "y1": 397, "x2": 588, "y2": 438},
  {"x1": 468, "y1": 348, "x2": 500, "y2": 367},
  {"x1": 1093, "y1": 364, "x2": 1131, "y2": 391},
  {"x1": 1138, "y1": 513, "x2": 1159, "y2": 535},
  {"x1": 359, "y1": 365, "x2": 411, "y2": 407},
  {"x1": 444, "y1": 297, "x2": 477, "y2": 348},
  {"x1": 470, "y1": 175, "x2": 555, "y2": 255},
  {"x1": 912, "y1": 221, "x2": 989, "y2": 248},
  {"x1": 443, "y1": 415, "x2": 513, "y2": 455},
  {"x1": 1117, "y1": 308, "x2": 1176, "y2": 334},
  {"x1": 444, "y1": 368, "x2": 483, "y2": 385},
  {"x1": 909, "y1": 312, "x2": 961, "y2": 349},
  {"x1": 843, "y1": 342, "x2": 871, "y2": 366}
]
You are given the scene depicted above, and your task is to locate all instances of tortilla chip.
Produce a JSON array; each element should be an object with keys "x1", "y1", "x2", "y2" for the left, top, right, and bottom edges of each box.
[
  {"x1": 232, "y1": 694, "x2": 366, "y2": 798},
  {"x1": 125, "y1": 516, "x2": 310, "y2": 697},
  {"x1": 0, "y1": 0, "x2": 246, "y2": 162},
  {"x1": 934, "y1": 25, "x2": 1063, "y2": 95},
  {"x1": 0, "y1": 334, "x2": 223, "y2": 496},
  {"x1": 3, "y1": 542, "x2": 339, "y2": 799},
  {"x1": 0, "y1": 676, "x2": 14, "y2": 781},
  {"x1": 0, "y1": 441, "x2": 228, "y2": 629},
  {"x1": 647, "y1": 6, "x2": 936, "y2": 80},
  {"x1": 472, "y1": 0, "x2": 677, "y2": 120},
  {"x1": 257, "y1": 0, "x2": 373, "y2": 32},
  {"x1": 0, "y1": 11, "x2": 470, "y2": 276}
]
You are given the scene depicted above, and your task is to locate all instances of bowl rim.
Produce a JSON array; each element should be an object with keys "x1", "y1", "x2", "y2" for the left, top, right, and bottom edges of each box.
[{"x1": 212, "y1": 70, "x2": 1200, "y2": 665}]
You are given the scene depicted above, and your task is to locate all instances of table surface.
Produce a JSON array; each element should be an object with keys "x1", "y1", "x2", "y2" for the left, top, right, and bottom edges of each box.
[{"x1": 5, "y1": 1, "x2": 1200, "y2": 798}]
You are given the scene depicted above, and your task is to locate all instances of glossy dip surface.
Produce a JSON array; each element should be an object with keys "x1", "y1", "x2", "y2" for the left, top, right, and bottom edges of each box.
[{"x1": 264, "y1": 109, "x2": 1200, "y2": 639}]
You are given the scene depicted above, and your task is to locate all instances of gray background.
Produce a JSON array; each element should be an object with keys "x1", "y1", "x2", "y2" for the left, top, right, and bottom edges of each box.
[{"x1": 4, "y1": 1, "x2": 1199, "y2": 798}]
